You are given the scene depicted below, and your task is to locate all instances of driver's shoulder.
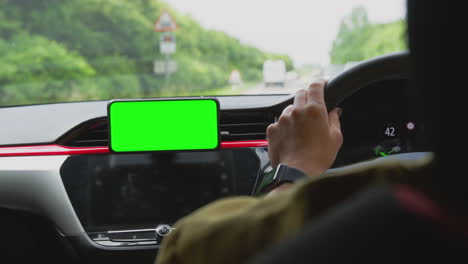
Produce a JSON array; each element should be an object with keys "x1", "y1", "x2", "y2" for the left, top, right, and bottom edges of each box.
[
  {"x1": 156, "y1": 155, "x2": 433, "y2": 264},
  {"x1": 317, "y1": 152, "x2": 433, "y2": 185},
  {"x1": 291, "y1": 153, "x2": 434, "y2": 216}
]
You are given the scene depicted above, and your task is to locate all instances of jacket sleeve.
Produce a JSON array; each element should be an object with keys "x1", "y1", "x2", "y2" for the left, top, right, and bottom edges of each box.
[{"x1": 155, "y1": 157, "x2": 428, "y2": 264}]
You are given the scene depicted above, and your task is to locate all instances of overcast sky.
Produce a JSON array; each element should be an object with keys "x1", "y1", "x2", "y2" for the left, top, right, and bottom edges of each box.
[{"x1": 164, "y1": 0, "x2": 406, "y2": 66}]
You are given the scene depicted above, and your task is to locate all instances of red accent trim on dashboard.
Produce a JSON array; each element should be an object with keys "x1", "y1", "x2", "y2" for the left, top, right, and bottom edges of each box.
[
  {"x1": 221, "y1": 140, "x2": 268, "y2": 148},
  {"x1": 0, "y1": 145, "x2": 110, "y2": 157},
  {"x1": 0, "y1": 140, "x2": 268, "y2": 157}
]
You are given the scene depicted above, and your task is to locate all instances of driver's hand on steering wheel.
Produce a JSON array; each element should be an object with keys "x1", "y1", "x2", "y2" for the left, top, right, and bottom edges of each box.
[{"x1": 267, "y1": 79, "x2": 343, "y2": 178}]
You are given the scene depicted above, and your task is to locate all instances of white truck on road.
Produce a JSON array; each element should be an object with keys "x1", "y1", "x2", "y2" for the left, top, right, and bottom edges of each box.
[{"x1": 263, "y1": 60, "x2": 286, "y2": 87}]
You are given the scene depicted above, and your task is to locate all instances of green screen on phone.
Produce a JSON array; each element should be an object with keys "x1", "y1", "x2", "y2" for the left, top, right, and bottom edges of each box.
[{"x1": 108, "y1": 99, "x2": 220, "y2": 152}]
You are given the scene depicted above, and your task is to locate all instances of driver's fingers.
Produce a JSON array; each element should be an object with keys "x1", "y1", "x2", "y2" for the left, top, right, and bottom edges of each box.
[
  {"x1": 328, "y1": 107, "x2": 343, "y2": 139},
  {"x1": 307, "y1": 79, "x2": 327, "y2": 106},
  {"x1": 294, "y1": 89, "x2": 307, "y2": 106},
  {"x1": 281, "y1": 104, "x2": 295, "y2": 117}
]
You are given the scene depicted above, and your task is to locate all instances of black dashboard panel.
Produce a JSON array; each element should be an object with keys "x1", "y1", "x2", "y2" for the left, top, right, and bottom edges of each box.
[{"x1": 60, "y1": 149, "x2": 261, "y2": 233}]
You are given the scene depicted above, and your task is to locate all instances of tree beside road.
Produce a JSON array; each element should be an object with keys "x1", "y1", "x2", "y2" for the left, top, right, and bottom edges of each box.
[{"x1": 330, "y1": 6, "x2": 406, "y2": 64}]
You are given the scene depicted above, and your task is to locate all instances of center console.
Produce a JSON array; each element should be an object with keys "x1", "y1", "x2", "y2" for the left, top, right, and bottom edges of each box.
[{"x1": 60, "y1": 148, "x2": 263, "y2": 247}]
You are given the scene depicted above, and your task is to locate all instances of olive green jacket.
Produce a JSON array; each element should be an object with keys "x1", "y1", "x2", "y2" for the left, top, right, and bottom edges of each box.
[{"x1": 155, "y1": 154, "x2": 432, "y2": 264}]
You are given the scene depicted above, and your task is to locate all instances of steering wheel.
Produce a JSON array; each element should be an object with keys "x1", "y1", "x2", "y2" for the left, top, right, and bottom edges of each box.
[
  {"x1": 270, "y1": 51, "x2": 409, "y2": 113},
  {"x1": 323, "y1": 51, "x2": 432, "y2": 173},
  {"x1": 267, "y1": 51, "x2": 431, "y2": 174},
  {"x1": 325, "y1": 51, "x2": 410, "y2": 111}
]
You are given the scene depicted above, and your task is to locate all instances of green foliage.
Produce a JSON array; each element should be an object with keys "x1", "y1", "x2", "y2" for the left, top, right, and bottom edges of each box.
[
  {"x1": 330, "y1": 7, "x2": 407, "y2": 64},
  {"x1": 0, "y1": 30, "x2": 100, "y2": 104},
  {"x1": 0, "y1": 0, "x2": 293, "y2": 106}
]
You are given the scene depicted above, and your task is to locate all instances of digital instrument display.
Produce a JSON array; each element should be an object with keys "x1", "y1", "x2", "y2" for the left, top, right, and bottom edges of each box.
[
  {"x1": 108, "y1": 99, "x2": 220, "y2": 152},
  {"x1": 333, "y1": 79, "x2": 426, "y2": 167}
]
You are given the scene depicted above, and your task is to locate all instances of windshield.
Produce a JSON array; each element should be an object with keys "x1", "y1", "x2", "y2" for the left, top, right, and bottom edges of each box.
[{"x1": 0, "y1": 0, "x2": 406, "y2": 106}]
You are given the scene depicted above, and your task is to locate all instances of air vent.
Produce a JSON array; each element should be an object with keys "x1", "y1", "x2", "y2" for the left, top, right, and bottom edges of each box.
[
  {"x1": 65, "y1": 120, "x2": 109, "y2": 147},
  {"x1": 64, "y1": 111, "x2": 275, "y2": 147},
  {"x1": 220, "y1": 111, "x2": 275, "y2": 141}
]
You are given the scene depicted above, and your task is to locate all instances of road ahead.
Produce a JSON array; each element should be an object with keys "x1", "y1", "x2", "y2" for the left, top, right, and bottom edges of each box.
[{"x1": 240, "y1": 73, "x2": 319, "y2": 95}]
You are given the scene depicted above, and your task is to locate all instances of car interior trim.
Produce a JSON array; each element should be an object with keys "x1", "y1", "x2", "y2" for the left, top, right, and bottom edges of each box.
[
  {"x1": 0, "y1": 140, "x2": 269, "y2": 157},
  {"x1": 0, "y1": 155, "x2": 85, "y2": 235}
]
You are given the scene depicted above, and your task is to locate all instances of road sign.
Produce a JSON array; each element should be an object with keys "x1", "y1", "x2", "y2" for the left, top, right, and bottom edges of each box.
[
  {"x1": 160, "y1": 32, "x2": 176, "y2": 54},
  {"x1": 154, "y1": 10, "x2": 178, "y2": 32},
  {"x1": 160, "y1": 42, "x2": 176, "y2": 54},
  {"x1": 153, "y1": 59, "x2": 177, "y2": 75}
]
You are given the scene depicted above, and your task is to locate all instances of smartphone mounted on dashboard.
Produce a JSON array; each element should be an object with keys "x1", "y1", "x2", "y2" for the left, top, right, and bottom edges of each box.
[{"x1": 107, "y1": 98, "x2": 221, "y2": 153}]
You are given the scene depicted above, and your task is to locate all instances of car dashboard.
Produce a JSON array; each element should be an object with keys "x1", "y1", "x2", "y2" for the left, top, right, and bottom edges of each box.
[
  {"x1": 334, "y1": 79, "x2": 426, "y2": 166},
  {"x1": 0, "y1": 74, "x2": 429, "y2": 263}
]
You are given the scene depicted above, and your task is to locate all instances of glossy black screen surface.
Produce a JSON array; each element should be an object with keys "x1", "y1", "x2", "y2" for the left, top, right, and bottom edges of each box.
[{"x1": 60, "y1": 149, "x2": 261, "y2": 232}]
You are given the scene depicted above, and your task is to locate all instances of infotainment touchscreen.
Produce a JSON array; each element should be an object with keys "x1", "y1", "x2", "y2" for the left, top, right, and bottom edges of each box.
[
  {"x1": 108, "y1": 99, "x2": 220, "y2": 152},
  {"x1": 60, "y1": 149, "x2": 261, "y2": 232}
]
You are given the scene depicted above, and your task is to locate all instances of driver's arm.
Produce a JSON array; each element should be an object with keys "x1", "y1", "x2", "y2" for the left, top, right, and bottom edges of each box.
[
  {"x1": 155, "y1": 80, "x2": 342, "y2": 264},
  {"x1": 154, "y1": 81, "x2": 417, "y2": 264},
  {"x1": 266, "y1": 79, "x2": 342, "y2": 195},
  {"x1": 267, "y1": 79, "x2": 343, "y2": 178}
]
